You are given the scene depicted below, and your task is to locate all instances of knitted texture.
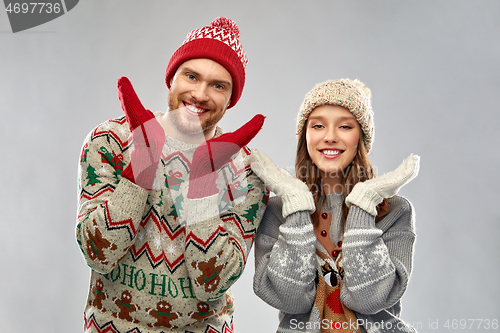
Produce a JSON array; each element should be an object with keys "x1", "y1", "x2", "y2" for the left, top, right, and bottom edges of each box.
[
  {"x1": 188, "y1": 114, "x2": 265, "y2": 199},
  {"x1": 165, "y1": 17, "x2": 247, "y2": 109},
  {"x1": 296, "y1": 79, "x2": 374, "y2": 152},
  {"x1": 254, "y1": 194, "x2": 418, "y2": 333},
  {"x1": 76, "y1": 113, "x2": 268, "y2": 332},
  {"x1": 249, "y1": 149, "x2": 315, "y2": 218},
  {"x1": 346, "y1": 155, "x2": 420, "y2": 215}
]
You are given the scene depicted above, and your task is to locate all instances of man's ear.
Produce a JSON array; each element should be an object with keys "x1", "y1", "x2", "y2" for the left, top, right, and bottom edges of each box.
[{"x1": 227, "y1": 99, "x2": 232, "y2": 108}]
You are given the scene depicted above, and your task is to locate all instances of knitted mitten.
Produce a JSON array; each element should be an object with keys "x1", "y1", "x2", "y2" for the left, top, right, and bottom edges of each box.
[
  {"x1": 346, "y1": 154, "x2": 420, "y2": 215},
  {"x1": 250, "y1": 149, "x2": 315, "y2": 218},
  {"x1": 118, "y1": 77, "x2": 166, "y2": 190},
  {"x1": 187, "y1": 114, "x2": 265, "y2": 199}
]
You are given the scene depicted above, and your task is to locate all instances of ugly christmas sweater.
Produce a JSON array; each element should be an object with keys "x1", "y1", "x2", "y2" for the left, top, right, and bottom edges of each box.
[
  {"x1": 253, "y1": 193, "x2": 417, "y2": 333},
  {"x1": 76, "y1": 113, "x2": 268, "y2": 333}
]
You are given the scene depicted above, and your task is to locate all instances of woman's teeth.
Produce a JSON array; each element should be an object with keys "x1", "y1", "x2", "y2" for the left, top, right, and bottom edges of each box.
[{"x1": 322, "y1": 150, "x2": 341, "y2": 156}]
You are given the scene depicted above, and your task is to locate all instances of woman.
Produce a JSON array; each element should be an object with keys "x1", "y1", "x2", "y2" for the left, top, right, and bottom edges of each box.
[{"x1": 251, "y1": 79, "x2": 419, "y2": 333}]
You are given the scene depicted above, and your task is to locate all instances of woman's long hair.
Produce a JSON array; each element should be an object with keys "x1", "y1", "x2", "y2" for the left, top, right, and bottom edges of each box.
[{"x1": 295, "y1": 123, "x2": 375, "y2": 227}]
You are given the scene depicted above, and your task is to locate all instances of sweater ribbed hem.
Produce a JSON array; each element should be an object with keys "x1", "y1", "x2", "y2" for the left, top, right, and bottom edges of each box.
[{"x1": 111, "y1": 178, "x2": 150, "y2": 219}]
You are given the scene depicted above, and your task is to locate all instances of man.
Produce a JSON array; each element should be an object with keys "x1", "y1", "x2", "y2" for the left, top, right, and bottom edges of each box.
[{"x1": 76, "y1": 17, "x2": 267, "y2": 333}]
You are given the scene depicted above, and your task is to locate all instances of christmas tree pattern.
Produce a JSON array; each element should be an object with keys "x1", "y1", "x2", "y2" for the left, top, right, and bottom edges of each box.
[
  {"x1": 165, "y1": 171, "x2": 185, "y2": 190},
  {"x1": 98, "y1": 146, "x2": 124, "y2": 184},
  {"x1": 167, "y1": 194, "x2": 184, "y2": 220},
  {"x1": 86, "y1": 164, "x2": 101, "y2": 186},
  {"x1": 242, "y1": 203, "x2": 259, "y2": 226},
  {"x1": 157, "y1": 189, "x2": 164, "y2": 208}
]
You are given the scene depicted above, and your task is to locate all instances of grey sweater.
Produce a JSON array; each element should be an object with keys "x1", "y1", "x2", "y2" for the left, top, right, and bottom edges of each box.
[{"x1": 253, "y1": 193, "x2": 418, "y2": 333}]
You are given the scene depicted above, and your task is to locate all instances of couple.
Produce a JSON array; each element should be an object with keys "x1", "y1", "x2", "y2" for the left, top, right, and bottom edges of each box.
[{"x1": 76, "y1": 17, "x2": 419, "y2": 333}]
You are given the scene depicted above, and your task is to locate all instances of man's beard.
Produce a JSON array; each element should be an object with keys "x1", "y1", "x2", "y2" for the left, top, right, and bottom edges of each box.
[{"x1": 167, "y1": 96, "x2": 222, "y2": 137}]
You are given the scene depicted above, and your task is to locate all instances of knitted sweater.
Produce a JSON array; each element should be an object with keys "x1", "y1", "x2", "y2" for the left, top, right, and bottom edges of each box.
[
  {"x1": 253, "y1": 193, "x2": 417, "y2": 333},
  {"x1": 76, "y1": 113, "x2": 268, "y2": 333}
]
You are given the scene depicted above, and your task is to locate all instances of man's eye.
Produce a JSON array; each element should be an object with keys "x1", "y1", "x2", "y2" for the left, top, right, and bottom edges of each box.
[
  {"x1": 187, "y1": 74, "x2": 196, "y2": 80},
  {"x1": 214, "y1": 84, "x2": 224, "y2": 90}
]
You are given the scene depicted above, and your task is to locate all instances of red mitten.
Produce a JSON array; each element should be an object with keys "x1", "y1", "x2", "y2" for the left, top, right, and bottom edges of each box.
[
  {"x1": 187, "y1": 114, "x2": 265, "y2": 199},
  {"x1": 118, "y1": 77, "x2": 166, "y2": 190}
]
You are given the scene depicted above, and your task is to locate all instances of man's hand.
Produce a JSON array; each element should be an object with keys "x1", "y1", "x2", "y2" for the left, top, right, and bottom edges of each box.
[
  {"x1": 187, "y1": 114, "x2": 265, "y2": 199},
  {"x1": 118, "y1": 77, "x2": 166, "y2": 190}
]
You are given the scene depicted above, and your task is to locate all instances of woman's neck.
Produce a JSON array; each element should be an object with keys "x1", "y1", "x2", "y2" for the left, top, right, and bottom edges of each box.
[{"x1": 321, "y1": 174, "x2": 344, "y2": 194}]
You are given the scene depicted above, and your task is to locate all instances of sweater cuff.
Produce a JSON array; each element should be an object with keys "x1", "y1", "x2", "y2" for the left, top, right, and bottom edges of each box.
[
  {"x1": 111, "y1": 178, "x2": 150, "y2": 217},
  {"x1": 183, "y1": 194, "x2": 219, "y2": 226},
  {"x1": 345, "y1": 206, "x2": 377, "y2": 230}
]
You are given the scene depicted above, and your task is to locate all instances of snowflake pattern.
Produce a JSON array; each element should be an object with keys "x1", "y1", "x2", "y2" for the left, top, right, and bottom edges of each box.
[
  {"x1": 276, "y1": 248, "x2": 291, "y2": 268},
  {"x1": 296, "y1": 253, "x2": 314, "y2": 279},
  {"x1": 165, "y1": 244, "x2": 177, "y2": 256},
  {"x1": 153, "y1": 235, "x2": 163, "y2": 249},
  {"x1": 372, "y1": 243, "x2": 391, "y2": 269}
]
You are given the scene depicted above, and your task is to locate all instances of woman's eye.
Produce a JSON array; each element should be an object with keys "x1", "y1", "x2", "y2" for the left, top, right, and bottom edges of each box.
[
  {"x1": 340, "y1": 125, "x2": 353, "y2": 130},
  {"x1": 312, "y1": 124, "x2": 323, "y2": 129}
]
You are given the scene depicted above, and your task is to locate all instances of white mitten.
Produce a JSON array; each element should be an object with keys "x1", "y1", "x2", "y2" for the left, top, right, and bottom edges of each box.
[
  {"x1": 250, "y1": 149, "x2": 315, "y2": 218},
  {"x1": 346, "y1": 154, "x2": 420, "y2": 216}
]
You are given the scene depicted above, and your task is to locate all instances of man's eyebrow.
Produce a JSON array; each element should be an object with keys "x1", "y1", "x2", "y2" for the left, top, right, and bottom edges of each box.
[
  {"x1": 179, "y1": 66, "x2": 198, "y2": 75},
  {"x1": 179, "y1": 66, "x2": 232, "y2": 88}
]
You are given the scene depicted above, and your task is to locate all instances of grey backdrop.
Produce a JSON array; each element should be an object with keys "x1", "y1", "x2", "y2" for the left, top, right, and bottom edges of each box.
[{"x1": 1, "y1": 1, "x2": 499, "y2": 332}]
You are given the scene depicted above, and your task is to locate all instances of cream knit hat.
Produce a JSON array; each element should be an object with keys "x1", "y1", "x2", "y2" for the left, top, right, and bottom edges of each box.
[{"x1": 296, "y1": 79, "x2": 374, "y2": 153}]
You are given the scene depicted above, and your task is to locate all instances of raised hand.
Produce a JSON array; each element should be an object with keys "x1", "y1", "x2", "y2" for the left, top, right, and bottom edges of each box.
[
  {"x1": 250, "y1": 149, "x2": 315, "y2": 218},
  {"x1": 346, "y1": 154, "x2": 420, "y2": 215},
  {"x1": 187, "y1": 114, "x2": 265, "y2": 199},
  {"x1": 118, "y1": 77, "x2": 166, "y2": 190}
]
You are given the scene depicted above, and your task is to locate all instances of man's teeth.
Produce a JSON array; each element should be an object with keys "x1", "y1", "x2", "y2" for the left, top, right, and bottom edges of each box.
[
  {"x1": 322, "y1": 150, "x2": 341, "y2": 156},
  {"x1": 186, "y1": 104, "x2": 205, "y2": 113}
]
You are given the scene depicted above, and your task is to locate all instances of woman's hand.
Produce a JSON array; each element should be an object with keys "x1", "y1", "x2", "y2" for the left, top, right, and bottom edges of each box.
[
  {"x1": 346, "y1": 154, "x2": 420, "y2": 215},
  {"x1": 250, "y1": 149, "x2": 315, "y2": 218}
]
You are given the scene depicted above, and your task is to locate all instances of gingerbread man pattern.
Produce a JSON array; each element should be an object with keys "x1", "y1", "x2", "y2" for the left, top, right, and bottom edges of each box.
[
  {"x1": 146, "y1": 301, "x2": 181, "y2": 329},
  {"x1": 188, "y1": 301, "x2": 217, "y2": 325},
  {"x1": 88, "y1": 279, "x2": 108, "y2": 312},
  {"x1": 86, "y1": 219, "x2": 117, "y2": 265},
  {"x1": 192, "y1": 250, "x2": 227, "y2": 293},
  {"x1": 215, "y1": 294, "x2": 234, "y2": 318},
  {"x1": 112, "y1": 290, "x2": 140, "y2": 323}
]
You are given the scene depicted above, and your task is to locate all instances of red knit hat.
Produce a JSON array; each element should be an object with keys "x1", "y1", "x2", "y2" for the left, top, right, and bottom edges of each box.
[{"x1": 165, "y1": 17, "x2": 248, "y2": 109}]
